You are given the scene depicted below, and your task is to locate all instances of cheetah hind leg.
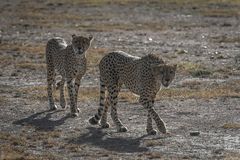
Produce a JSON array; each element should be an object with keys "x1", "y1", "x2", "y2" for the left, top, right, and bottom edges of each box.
[
  {"x1": 109, "y1": 86, "x2": 128, "y2": 132},
  {"x1": 100, "y1": 96, "x2": 110, "y2": 128},
  {"x1": 109, "y1": 106, "x2": 128, "y2": 132},
  {"x1": 56, "y1": 79, "x2": 67, "y2": 109}
]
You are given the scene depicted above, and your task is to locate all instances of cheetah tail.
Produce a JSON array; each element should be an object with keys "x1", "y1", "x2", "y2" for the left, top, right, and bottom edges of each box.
[{"x1": 89, "y1": 81, "x2": 106, "y2": 125}]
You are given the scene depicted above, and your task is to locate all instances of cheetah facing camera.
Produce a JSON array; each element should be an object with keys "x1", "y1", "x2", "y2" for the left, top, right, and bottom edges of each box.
[
  {"x1": 46, "y1": 34, "x2": 93, "y2": 117},
  {"x1": 89, "y1": 51, "x2": 176, "y2": 135}
]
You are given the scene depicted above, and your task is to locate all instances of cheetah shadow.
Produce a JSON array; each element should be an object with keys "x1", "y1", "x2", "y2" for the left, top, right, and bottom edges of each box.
[
  {"x1": 13, "y1": 110, "x2": 70, "y2": 131},
  {"x1": 68, "y1": 127, "x2": 148, "y2": 153}
]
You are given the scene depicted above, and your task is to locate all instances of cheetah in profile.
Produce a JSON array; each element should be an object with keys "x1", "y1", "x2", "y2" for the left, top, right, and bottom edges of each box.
[
  {"x1": 46, "y1": 34, "x2": 93, "y2": 117},
  {"x1": 89, "y1": 51, "x2": 176, "y2": 135}
]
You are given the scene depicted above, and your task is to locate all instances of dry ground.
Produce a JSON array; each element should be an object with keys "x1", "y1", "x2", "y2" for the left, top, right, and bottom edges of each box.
[{"x1": 0, "y1": 0, "x2": 240, "y2": 159}]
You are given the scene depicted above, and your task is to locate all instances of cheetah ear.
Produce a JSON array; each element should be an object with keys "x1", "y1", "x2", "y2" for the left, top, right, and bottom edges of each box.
[
  {"x1": 88, "y1": 35, "x2": 94, "y2": 42},
  {"x1": 72, "y1": 34, "x2": 76, "y2": 39}
]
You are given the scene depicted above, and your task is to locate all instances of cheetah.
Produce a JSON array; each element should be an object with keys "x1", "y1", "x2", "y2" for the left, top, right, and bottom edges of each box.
[
  {"x1": 46, "y1": 34, "x2": 93, "y2": 117},
  {"x1": 89, "y1": 51, "x2": 176, "y2": 135}
]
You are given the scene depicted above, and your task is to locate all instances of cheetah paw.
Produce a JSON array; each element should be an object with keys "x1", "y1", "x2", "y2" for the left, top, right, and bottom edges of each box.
[
  {"x1": 60, "y1": 101, "x2": 66, "y2": 109},
  {"x1": 89, "y1": 117, "x2": 99, "y2": 125},
  {"x1": 49, "y1": 105, "x2": 57, "y2": 111},
  {"x1": 70, "y1": 112, "x2": 79, "y2": 117},
  {"x1": 101, "y1": 122, "x2": 110, "y2": 128},
  {"x1": 117, "y1": 126, "x2": 128, "y2": 132},
  {"x1": 159, "y1": 126, "x2": 167, "y2": 134},
  {"x1": 147, "y1": 129, "x2": 157, "y2": 135}
]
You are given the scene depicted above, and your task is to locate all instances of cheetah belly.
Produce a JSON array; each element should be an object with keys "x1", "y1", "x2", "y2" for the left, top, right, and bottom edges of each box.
[
  {"x1": 124, "y1": 81, "x2": 139, "y2": 95},
  {"x1": 122, "y1": 74, "x2": 141, "y2": 96}
]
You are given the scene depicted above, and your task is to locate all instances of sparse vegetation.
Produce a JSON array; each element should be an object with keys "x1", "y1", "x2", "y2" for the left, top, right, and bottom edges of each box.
[
  {"x1": 0, "y1": 42, "x2": 45, "y2": 55},
  {"x1": 1, "y1": 0, "x2": 240, "y2": 159},
  {"x1": 177, "y1": 62, "x2": 213, "y2": 77},
  {"x1": 87, "y1": 48, "x2": 109, "y2": 67},
  {"x1": 222, "y1": 123, "x2": 240, "y2": 129},
  {"x1": 190, "y1": 69, "x2": 212, "y2": 78},
  {"x1": 16, "y1": 62, "x2": 46, "y2": 71},
  {"x1": 144, "y1": 139, "x2": 162, "y2": 147},
  {"x1": 16, "y1": 80, "x2": 240, "y2": 103},
  {"x1": 210, "y1": 35, "x2": 240, "y2": 44}
]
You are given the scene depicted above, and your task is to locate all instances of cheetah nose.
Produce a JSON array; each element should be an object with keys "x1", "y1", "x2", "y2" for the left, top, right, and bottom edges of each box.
[{"x1": 165, "y1": 78, "x2": 170, "y2": 82}]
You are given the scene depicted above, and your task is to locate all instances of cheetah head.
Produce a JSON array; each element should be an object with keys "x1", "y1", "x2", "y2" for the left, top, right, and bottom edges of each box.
[
  {"x1": 71, "y1": 34, "x2": 94, "y2": 55},
  {"x1": 151, "y1": 64, "x2": 177, "y2": 87}
]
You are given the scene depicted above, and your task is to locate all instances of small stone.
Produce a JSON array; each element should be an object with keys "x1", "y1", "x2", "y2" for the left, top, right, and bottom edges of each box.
[
  {"x1": 11, "y1": 72, "x2": 18, "y2": 76},
  {"x1": 176, "y1": 49, "x2": 188, "y2": 55},
  {"x1": 190, "y1": 131, "x2": 200, "y2": 136},
  {"x1": 14, "y1": 92, "x2": 22, "y2": 98}
]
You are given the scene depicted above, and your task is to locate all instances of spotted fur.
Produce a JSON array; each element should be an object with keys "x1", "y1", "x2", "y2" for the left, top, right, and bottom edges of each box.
[
  {"x1": 89, "y1": 51, "x2": 176, "y2": 135},
  {"x1": 46, "y1": 34, "x2": 93, "y2": 117}
]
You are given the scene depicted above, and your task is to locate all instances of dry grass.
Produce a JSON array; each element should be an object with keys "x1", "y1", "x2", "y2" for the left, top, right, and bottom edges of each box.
[
  {"x1": 0, "y1": 144, "x2": 27, "y2": 160},
  {"x1": 202, "y1": 8, "x2": 239, "y2": 18},
  {"x1": 17, "y1": 79, "x2": 240, "y2": 104},
  {"x1": 46, "y1": 0, "x2": 240, "y2": 7},
  {"x1": 16, "y1": 62, "x2": 46, "y2": 71},
  {"x1": 62, "y1": 143, "x2": 83, "y2": 152},
  {"x1": 0, "y1": 132, "x2": 27, "y2": 147},
  {"x1": 17, "y1": 85, "x2": 137, "y2": 103},
  {"x1": 17, "y1": 85, "x2": 50, "y2": 101},
  {"x1": 157, "y1": 84, "x2": 240, "y2": 100},
  {"x1": 7, "y1": 0, "x2": 239, "y2": 32},
  {"x1": 224, "y1": 152, "x2": 240, "y2": 160},
  {"x1": 0, "y1": 55, "x2": 15, "y2": 67},
  {"x1": 145, "y1": 151, "x2": 162, "y2": 159},
  {"x1": 0, "y1": 129, "x2": 63, "y2": 159},
  {"x1": 78, "y1": 22, "x2": 168, "y2": 32},
  {"x1": 0, "y1": 143, "x2": 60, "y2": 160},
  {"x1": 0, "y1": 42, "x2": 45, "y2": 55},
  {"x1": 178, "y1": 62, "x2": 212, "y2": 77},
  {"x1": 222, "y1": 123, "x2": 240, "y2": 129},
  {"x1": 6, "y1": 0, "x2": 240, "y2": 31},
  {"x1": 210, "y1": 35, "x2": 240, "y2": 44},
  {"x1": 178, "y1": 62, "x2": 202, "y2": 73},
  {"x1": 0, "y1": 132, "x2": 33, "y2": 160},
  {"x1": 87, "y1": 48, "x2": 109, "y2": 67},
  {"x1": 190, "y1": 69, "x2": 212, "y2": 78},
  {"x1": 180, "y1": 80, "x2": 202, "y2": 89},
  {"x1": 0, "y1": 96, "x2": 8, "y2": 106},
  {"x1": 144, "y1": 139, "x2": 162, "y2": 147}
]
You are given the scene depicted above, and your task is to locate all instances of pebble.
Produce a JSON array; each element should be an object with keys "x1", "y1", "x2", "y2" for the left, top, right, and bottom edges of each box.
[{"x1": 190, "y1": 131, "x2": 200, "y2": 136}]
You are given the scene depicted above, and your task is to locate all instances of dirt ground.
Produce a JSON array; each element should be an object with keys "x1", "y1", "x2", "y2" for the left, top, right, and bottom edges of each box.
[{"x1": 0, "y1": 0, "x2": 240, "y2": 159}]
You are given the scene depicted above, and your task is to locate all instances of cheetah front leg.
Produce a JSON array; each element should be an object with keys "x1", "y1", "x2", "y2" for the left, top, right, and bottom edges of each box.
[
  {"x1": 108, "y1": 85, "x2": 128, "y2": 132},
  {"x1": 47, "y1": 82, "x2": 57, "y2": 110},
  {"x1": 73, "y1": 75, "x2": 83, "y2": 114},
  {"x1": 146, "y1": 112, "x2": 157, "y2": 135},
  {"x1": 149, "y1": 107, "x2": 167, "y2": 134},
  {"x1": 46, "y1": 63, "x2": 57, "y2": 110},
  {"x1": 140, "y1": 98, "x2": 167, "y2": 134},
  {"x1": 67, "y1": 79, "x2": 78, "y2": 117}
]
